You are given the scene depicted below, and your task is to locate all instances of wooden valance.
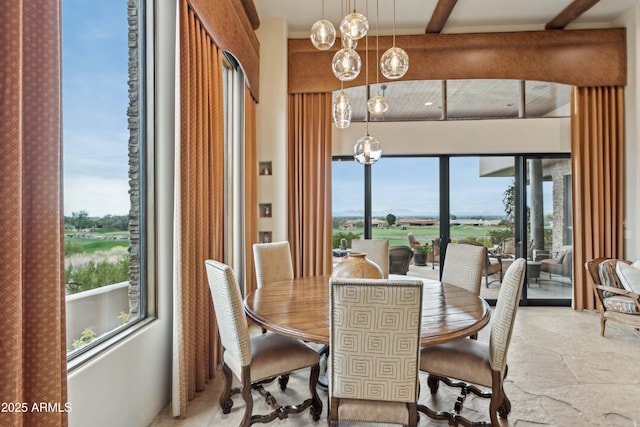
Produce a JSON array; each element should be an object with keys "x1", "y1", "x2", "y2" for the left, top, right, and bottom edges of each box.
[
  {"x1": 288, "y1": 28, "x2": 626, "y2": 93},
  {"x1": 189, "y1": 0, "x2": 260, "y2": 101}
]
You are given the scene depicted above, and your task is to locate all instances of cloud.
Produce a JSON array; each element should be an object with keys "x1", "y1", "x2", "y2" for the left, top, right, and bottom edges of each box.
[{"x1": 64, "y1": 175, "x2": 130, "y2": 217}]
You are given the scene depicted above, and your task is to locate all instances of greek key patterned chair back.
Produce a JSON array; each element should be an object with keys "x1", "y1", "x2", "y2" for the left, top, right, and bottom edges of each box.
[
  {"x1": 489, "y1": 258, "x2": 526, "y2": 375},
  {"x1": 351, "y1": 239, "x2": 390, "y2": 278},
  {"x1": 441, "y1": 242, "x2": 486, "y2": 295},
  {"x1": 204, "y1": 260, "x2": 251, "y2": 367},
  {"x1": 253, "y1": 241, "x2": 294, "y2": 288},
  {"x1": 330, "y1": 278, "x2": 423, "y2": 402}
]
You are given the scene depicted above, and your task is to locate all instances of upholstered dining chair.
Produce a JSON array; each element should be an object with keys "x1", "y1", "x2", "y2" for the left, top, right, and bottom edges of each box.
[
  {"x1": 253, "y1": 241, "x2": 294, "y2": 288},
  {"x1": 389, "y1": 245, "x2": 414, "y2": 275},
  {"x1": 204, "y1": 260, "x2": 322, "y2": 426},
  {"x1": 458, "y1": 240, "x2": 503, "y2": 288},
  {"x1": 351, "y1": 239, "x2": 389, "y2": 278},
  {"x1": 441, "y1": 242, "x2": 486, "y2": 296},
  {"x1": 329, "y1": 277, "x2": 423, "y2": 427},
  {"x1": 418, "y1": 258, "x2": 526, "y2": 426}
]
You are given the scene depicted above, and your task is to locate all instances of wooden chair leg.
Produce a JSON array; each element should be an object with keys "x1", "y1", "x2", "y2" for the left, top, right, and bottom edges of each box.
[
  {"x1": 219, "y1": 361, "x2": 234, "y2": 414},
  {"x1": 240, "y1": 367, "x2": 253, "y2": 427},
  {"x1": 600, "y1": 316, "x2": 607, "y2": 336},
  {"x1": 308, "y1": 364, "x2": 323, "y2": 421},
  {"x1": 489, "y1": 370, "x2": 503, "y2": 426}
]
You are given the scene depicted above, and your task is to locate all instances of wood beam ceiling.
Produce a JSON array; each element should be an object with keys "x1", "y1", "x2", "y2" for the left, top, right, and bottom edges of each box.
[
  {"x1": 425, "y1": 0, "x2": 458, "y2": 34},
  {"x1": 545, "y1": 0, "x2": 600, "y2": 30}
]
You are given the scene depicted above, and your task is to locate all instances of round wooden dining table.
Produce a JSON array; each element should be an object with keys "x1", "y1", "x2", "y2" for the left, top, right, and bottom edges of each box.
[{"x1": 244, "y1": 275, "x2": 491, "y2": 346}]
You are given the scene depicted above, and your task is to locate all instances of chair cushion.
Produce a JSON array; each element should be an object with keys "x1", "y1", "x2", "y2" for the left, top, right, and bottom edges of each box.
[
  {"x1": 603, "y1": 295, "x2": 640, "y2": 314},
  {"x1": 420, "y1": 339, "x2": 492, "y2": 387},
  {"x1": 224, "y1": 332, "x2": 320, "y2": 382},
  {"x1": 616, "y1": 262, "x2": 640, "y2": 293},
  {"x1": 599, "y1": 259, "x2": 626, "y2": 297},
  {"x1": 337, "y1": 398, "x2": 409, "y2": 425}
]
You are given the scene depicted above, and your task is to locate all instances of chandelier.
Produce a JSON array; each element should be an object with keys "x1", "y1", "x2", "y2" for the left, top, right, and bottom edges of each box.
[{"x1": 310, "y1": 0, "x2": 409, "y2": 165}]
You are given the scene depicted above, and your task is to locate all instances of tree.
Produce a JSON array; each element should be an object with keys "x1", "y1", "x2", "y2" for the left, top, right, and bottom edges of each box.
[
  {"x1": 70, "y1": 210, "x2": 93, "y2": 231},
  {"x1": 385, "y1": 213, "x2": 396, "y2": 226}
]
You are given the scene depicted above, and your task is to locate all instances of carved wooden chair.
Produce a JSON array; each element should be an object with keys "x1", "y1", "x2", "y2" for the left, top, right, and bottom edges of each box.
[
  {"x1": 252, "y1": 241, "x2": 294, "y2": 288},
  {"x1": 351, "y1": 239, "x2": 389, "y2": 278},
  {"x1": 419, "y1": 258, "x2": 526, "y2": 426},
  {"x1": 204, "y1": 260, "x2": 322, "y2": 426},
  {"x1": 329, "y1": 277, "x2": 423, "y2": 427},
  {"x1": 585, "y1": 258, "x2": 640, "y2": 336},
  {"x1": 388, "y1": 245, "x2": 414, "y2": 275}
]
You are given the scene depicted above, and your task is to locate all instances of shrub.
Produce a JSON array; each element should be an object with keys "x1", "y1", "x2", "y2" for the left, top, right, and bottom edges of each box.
[
  {"x1": 65, "y1": 254, "x2": 130, "y2": 294},
  {"x1": 332, "y1": 231, "x2": 362, "y2": 249}
]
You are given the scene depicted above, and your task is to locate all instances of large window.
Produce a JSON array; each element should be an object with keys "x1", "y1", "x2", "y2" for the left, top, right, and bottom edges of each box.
[{"x1": 63, "y1": 0, "x2": 148, "y2": 360}]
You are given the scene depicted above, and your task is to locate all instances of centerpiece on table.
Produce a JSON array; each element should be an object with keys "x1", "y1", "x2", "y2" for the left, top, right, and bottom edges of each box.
[{"x1": 411, "y1": 241, "x2": 432, "y2": 266}]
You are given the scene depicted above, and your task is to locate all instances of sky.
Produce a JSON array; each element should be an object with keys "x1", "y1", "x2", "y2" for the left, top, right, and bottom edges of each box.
[{"x1": 62, "y1": 1, "x2": 130, "y2": 217}]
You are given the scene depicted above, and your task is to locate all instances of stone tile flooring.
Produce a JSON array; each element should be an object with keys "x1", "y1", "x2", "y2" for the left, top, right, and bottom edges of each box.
[{"x1": 150, "y1": 307, "x2": 640, "y2": 426}]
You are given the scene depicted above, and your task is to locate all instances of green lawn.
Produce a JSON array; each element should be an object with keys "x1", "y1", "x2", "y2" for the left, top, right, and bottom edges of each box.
[{"x1": 334, "y1": 225, "x2": 508, "y2": 248}]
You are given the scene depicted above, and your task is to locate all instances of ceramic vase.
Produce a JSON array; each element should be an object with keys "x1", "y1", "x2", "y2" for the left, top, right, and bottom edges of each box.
[{"x1": 331, "y1": 252, "x2": 383, "y2": 279}]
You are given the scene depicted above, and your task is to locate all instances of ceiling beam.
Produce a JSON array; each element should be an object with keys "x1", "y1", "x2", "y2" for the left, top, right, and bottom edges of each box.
[
  {"x1": 545, "y1": 0, "x2": 600, "y2": 30},
  {"x1": 425, "y1": 0, "x2": 458, "y2": 34}
]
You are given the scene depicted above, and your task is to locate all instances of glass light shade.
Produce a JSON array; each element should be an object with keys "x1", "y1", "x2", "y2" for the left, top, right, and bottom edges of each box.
[
  {"x1": 380, "y1": 46, "x2": 409, "y2": 79},
  {"x1": 332, "y1": 48, "x2": 361, "y2": 81},
  {"x1": 310, "y1": 19, "x2": 336, "y2": 50},
  {"x1": 340, "y1": 12, "x2": 368, "y2": 41},
  {"x1": 341, "y1": 34, "x2": 357, "y2": 49},
  {"x1": 367, "y1": 94, "x2": 389, "y2": 115},
  {"x1": 333, "y1": 91, "x2": 352, "y2": 128},
  {"x1": 353, "y1": 134, "x2": 382, "y2": 165}
]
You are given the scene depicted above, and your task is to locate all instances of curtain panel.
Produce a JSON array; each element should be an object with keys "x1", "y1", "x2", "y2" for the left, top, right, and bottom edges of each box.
[
  {"x1": 173, "y1": 0, "x2": 225, "y2": 417},
  {"x1": 571, "y1": 86, "x2": 625, "y2": 310},
  {"x1": 287, "y1": 93, "x2": 333, "y2": 277},
  {"x1": 244, "y1": 88, "x2": 259, "y2": 295},
  {"x1": 0, "y1": 1, "x2": 68, "y2": 426}
]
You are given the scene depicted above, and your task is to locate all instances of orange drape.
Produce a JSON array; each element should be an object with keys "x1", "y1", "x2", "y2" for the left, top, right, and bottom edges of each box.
[
  {"x1": 571, "y1": 86, "x2": 625, "y2": 310},
  {"x1": 287, "y1": 93, "x2": 333, "y2": 277},
  {"x1": 244, "y1": 87, "x2": 258, "y2": 295},
  {"x1": 0, "y1": 1, "x2": 68, "y2": 425},
  {"x1": 173, "y1": 0, "x2": 225, "y2": 416}
]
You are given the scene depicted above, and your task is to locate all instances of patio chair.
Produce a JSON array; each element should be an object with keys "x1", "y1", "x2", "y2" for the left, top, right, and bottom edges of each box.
[
  {"x1": 329, "y1": 277, "x2": 423, "y2": 427},
  {"x1": 351, "y1": 239, "x2": 389, "y2": 278},
  {"x1": 539, "y1": 246, "x2": 573, "y2": 279},
  {"x1": 585, "y1": 258, "x2": 640, "y2": 336},
  {"x1": 204, "y1": 260, "x2": 322, "y2": 426},
  {"x1": 388, "y1": 245, "x2": 414, "y2": 275},
  {"x1": 418, "y1": 258, "x2": 526, "y2": 426}
]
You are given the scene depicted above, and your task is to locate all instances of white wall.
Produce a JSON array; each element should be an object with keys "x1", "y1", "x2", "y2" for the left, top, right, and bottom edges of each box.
[
  {"x1": 332, "y1": 118, "x2": 571, "y2": 156},
  {"x1": 66, "y1": 1, "x2": 174, "y2": 425},
  {"x1": 256, "y1": 17, "x2": 289, "y2": 242}
]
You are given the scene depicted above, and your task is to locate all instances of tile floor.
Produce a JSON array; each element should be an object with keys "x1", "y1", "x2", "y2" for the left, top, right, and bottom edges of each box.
[{"x1": 150, "y1": 307, "x2": 640, "y2": 426}]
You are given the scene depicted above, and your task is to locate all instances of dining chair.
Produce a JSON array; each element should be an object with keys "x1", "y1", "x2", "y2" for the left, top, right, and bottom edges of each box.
[
  {"x1": 457, "y1": 240, "x2": 503, "y2": 288},
  {"x1": 388, "y1": 245, "x2": 414, "y2": 275},
  {"x1": 204, "y1": 260, "x2": 323, "y2": 426},
  {"x1": 351, "y1": 239, "x2": 389, "y2": 278},
  {"x1": 441, "y1": 242, "x2": 486, "y2": 296},
  {"x1": 253, "y1": 241, "x2": 294, "y2": 288},
  {"x1": 329, "y1": 277, "x2": 423, "y2": 426},
  {"x1": 418, "y1": 258, "x2": 526, "y2": 426}
]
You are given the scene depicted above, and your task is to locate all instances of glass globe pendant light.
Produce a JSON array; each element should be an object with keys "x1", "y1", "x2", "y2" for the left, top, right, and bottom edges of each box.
[
  {"x1": 332, "y1": 47, "x2": 361, "y2": 81},
  {"x1": 354, "y1": 132, "x2": 382, "y2": 165},
  {"x1": 367, "y1": 1, "x2": 389, "y2": 116},
  {"x1": 333, "y1": 88, "x2": 352, "y2": 128},
  {"x1": 354, "y1": 9, "x2": 381, "y2": 166},
  {"x1": 380, "y1": 0, "x2": 408, "y2": 79},
  {"x1": 340, "y1": 10, "x2": 368, "y2": 41},
  {"x1": 310, "y1": 0, "x2": 336, "y2": 50}
]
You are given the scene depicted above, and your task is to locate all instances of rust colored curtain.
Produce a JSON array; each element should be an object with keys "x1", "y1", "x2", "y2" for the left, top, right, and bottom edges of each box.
[
  {"x1": 288, "y1": 93, "x2": 333, "y2": 277},
  {"x1": 571, "y1": 86, "x2": 625, "y2": 310},
  {"x1": 173, "y1": 0, "x2": 225, "y2": 417},
  {"x1": 244, "y1": 87, "x2": 259, "y2": 295},
  {"x1": 0, "y1": 1, "x2": 68, "y2": 426}
]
